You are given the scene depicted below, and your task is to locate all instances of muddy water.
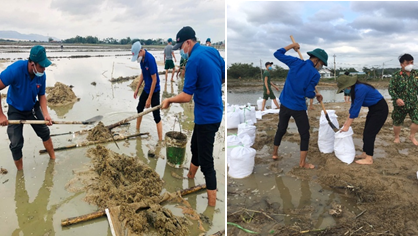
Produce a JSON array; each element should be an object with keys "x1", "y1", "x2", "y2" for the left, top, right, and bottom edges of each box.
[
  {"x1": 227, "y1": 88, "x2": 391, "y2": 106},
  {"x1": 0, "y1": 46, "x2": 225, "y2": 235}
]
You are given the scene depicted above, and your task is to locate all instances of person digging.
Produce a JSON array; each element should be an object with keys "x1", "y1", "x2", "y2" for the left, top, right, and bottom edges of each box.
[{"x1": 271, "y1": 42, "x2": 326, "y2": 169}]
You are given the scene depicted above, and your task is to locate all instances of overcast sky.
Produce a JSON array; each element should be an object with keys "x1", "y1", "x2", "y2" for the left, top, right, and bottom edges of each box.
[
  {"x1": 0, "y1": 0, "x2": 225, "y2": 42},
  {"x1": 227, "y1": 1, "x2": 418, "y2": 72}
]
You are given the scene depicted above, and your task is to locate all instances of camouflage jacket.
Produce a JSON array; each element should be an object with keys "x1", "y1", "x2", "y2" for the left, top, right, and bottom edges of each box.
[{"x1": 389, "y1": 69, "x2": 418, "y2": 110}]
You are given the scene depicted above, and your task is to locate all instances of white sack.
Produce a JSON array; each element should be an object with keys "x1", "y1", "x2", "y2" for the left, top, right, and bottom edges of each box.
[
  {"x1": 257, "y1": 97, "x2": 263, "y2": 111},
  {"x1": 226, "y1": 108, "x2": 241, "y2": 129},
  {"x1": 227, "y1": 135, "x2": 242, "y2": 167},
  {"x1": 334, "y1": 127, "x2": 355, "y2": 164},
  {"x1": 318, "y1": 110, "x2": 339, "y2": 153},
  {"x1": 228, "y1": 145, "x2": 256, "y2": 178},
  {"x1": 237, "y1": 122, "x2": 256, "y2": 147}
]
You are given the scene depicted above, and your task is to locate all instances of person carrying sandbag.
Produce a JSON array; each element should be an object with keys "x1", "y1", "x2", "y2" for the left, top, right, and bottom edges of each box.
[{"x1": 337, "y1": 75, "x2": 388, "y2": 165}]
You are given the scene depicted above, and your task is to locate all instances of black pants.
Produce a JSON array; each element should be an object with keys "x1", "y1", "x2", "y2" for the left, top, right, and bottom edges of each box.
[
  {"x1": 274, "y1": 105, "x2": 310, "y2": 151},
  {"x1": 363, "y1": 99, "x2": 388, "y2": 156},
  {"x1": 136, "y1": 90, "x2": 161, "y2": 123},
  {"x1": 190, "y1": 122, "x2": 220, "y2": 190},
  {"x1": 7, "y1": 102, "x2": 50, "y2": 161}
]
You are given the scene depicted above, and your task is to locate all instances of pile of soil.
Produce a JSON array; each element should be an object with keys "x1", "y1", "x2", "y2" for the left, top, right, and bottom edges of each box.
[
  {"x1": 66, "y1": 145, "x2": 191, "y2": 236},
  {"x1": 86, "y1": 122, "x2": 112, "y2": 142},
  {"x1": 227, "y1": 98, "x2": 418, "y2": 235},
  {"x1": 110, "y1": 75, "x2": 137, "y2": 83},
  {"x1": 46, "y1": 82, "x2": 78, "y2": 106}
]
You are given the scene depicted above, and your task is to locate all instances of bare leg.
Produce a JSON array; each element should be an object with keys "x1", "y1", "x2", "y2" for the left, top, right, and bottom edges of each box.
[
  {"x1": 136, "y1": 117, "x2": 143, "y2": 131},
  {"x1": 43, "y1": 138, "x2": 55, "y2": 160},
  {"x1": 355, "y1": 152, "x2": 367, "y2": 159},
  {"x1": 207, "y1": 189, "x2": 217, "y2": 206},
  {"x1": 165, "y1": 69, "x2": 168, "y2": 81},
  {"x1": 156, "y1": 121, "x2": 163, "y2": 141},
  {"x1": 261, "y1": 99, "x2": 266, "y2": 111},
  {"x1": 273, "y1": 99, "x2": 280, "y2": 109},
  {"x1": 309, "y1": 99, "x2": 315, "y2": 110},
  {"x1": 393, "y1": 126, "x2": 401, "y2": 143},
  {"x1": 409, "y1": 123, "x2": 418, "y2": 145},
  {"x1": 272, "y1": 145, "x2": 279, "y2": 160},
  {"x1": 187, "y1": 163, "x2": 199, "y2": 178},
  {"x1": 14, "y1": 158, "x2": 23, "y2": 171},
  {"x1": 355, "y1": 154, "x2": 373, "y2": 165},
  {"x1": 299, "y1": 151, "x2": 314, "y2": 169},
  {"x1": 171, "y1": 68, "x2": 176, "y2": 81}
]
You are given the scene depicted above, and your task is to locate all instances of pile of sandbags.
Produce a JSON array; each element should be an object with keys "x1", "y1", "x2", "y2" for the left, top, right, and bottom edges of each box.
[{"x1": 226, "y1": 103, "x2": 257, "y2": 129}]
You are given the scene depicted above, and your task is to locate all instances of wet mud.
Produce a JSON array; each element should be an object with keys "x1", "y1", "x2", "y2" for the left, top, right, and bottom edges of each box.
[
  {"x1": 86, "y1": 121, "x2": 113, "y2": 142},
  {"x1": 228, "y1": 96, "x2": 418, "y2": 235},
  {"x1": 46, "y1": 82, "x2": 79, "y2": 106}
]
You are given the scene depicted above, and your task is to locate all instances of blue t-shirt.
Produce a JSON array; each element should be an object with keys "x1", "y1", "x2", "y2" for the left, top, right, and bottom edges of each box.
[
  {"x1": 140, "y1": 50, "x2": 160, "y2": 94},
  {"x1": 183, "y1": 43, "x2": 224, "y2": 125},
  {"x1": 0, "y1": 60, "x2": 46, "y2": 111},
  {"x1": 274, "y1": 48, "x2": 320, "y2": 111},
  {"x1": 349, "y1": 83, "x2": 383, "y2": 119}
]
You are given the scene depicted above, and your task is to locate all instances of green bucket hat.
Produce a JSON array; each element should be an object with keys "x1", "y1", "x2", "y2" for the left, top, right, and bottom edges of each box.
[
  {"x1": 29, "y1": 45, "x2": 51, "y2": 68},
  {"x1": 307, "y1": 48, "x2": 328, "y2": 66},
  {"x1": 336, "y1": 75, "x2": 357, "y2": 94}
]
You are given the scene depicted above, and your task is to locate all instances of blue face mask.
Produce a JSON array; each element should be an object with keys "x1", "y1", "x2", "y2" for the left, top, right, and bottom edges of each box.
[
  {"x1": 180, "y1": 49, "x2": 188, "y2": 60},
  {"x1": 33, "y1": 65, "x2": 44, "y2": 77},
  {"x1": 268, "y1": 67, "x2": 273, "y2": 71}
]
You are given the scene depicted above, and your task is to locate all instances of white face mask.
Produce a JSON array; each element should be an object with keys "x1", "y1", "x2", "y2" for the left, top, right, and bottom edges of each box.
[
  {"x1": 33, "y1": 64, "x2": 44, "y2": 77},
  {"x1": 404, "y1": 64, "x2": 413, "y2": 72},
  {"x1": 137, "y1": 56, "x2": 142, "y2": 63}
]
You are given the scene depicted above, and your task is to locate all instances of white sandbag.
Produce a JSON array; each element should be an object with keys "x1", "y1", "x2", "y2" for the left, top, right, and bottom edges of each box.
[
  {"x1": 271, "y1": 98, "x2": 280, "y2": 109},
  {"x1": 257, "y1": 97, "x2": 263, "y2": 111},
  {"x1": 227, "y1": 108, "x2": 241, "y2": 129},
  {"x1": 227, "y1": 135, "x2": 242, "y2": 167},
  {"x1": 237, "y1": 122, "x2": 256, "y2": 147},
  {"x1": 334, "y1": 127, "x2": 355, "y2": 164},
  {"x1": 228, "y1": 145, "x2": 256, "y2": 178},
  {"x1": 239, "y1": 107, "x2": 252, "y2": 124},
  {"x1": 318, "y1": 110, "x2": 339, "y2": 153},
  {"x1": 248, "y1": 106, "x2": 257, "y2": 124}
]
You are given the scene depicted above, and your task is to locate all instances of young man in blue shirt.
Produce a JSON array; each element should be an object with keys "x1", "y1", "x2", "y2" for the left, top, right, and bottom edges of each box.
[
  {"x1": 0, "y1": 45, "x2": 55, "y2": 170},
  {"x1": 162, "y1": 26, "x2": 224, "y2": 206},
  {"x1": 131, "y1": 41, "x2": 163, "y2": 141},
  {"x1": 272, "y1": 42, "x2": 326, "y2": 169}
]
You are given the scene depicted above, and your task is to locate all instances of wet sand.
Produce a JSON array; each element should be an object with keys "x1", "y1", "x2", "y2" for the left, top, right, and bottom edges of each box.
[{"x1": 227, "y1": 89, "x2": 418, "y2": 235}]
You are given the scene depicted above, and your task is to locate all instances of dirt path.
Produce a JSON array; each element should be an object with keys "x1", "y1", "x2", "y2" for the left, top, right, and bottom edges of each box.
[{"x1": 227, "y1": 98, "x2": 418, "y2": 235}]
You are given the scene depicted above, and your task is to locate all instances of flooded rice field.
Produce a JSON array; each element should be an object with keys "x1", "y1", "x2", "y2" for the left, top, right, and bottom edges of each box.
[{"x1": 0, "y1": 44, "x2": 225, "y2": 235}]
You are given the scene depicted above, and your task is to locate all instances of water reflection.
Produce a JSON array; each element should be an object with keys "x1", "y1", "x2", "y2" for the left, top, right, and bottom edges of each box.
[
  {"x1": 13, "y1": 161, "x2": 56, "y2": 236},
  {"x1": 48, "y1": 102, "x2": 76, "y2": 118}
]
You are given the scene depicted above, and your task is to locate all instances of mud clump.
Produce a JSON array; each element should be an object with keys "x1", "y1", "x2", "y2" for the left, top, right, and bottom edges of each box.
[
  {"x1": 86, "y1": 122, "x2": 112, "y2": 142},
  {"x1": 0, "y1": 167, "x2": 8, "y2": 175},
  {"x1": 46, "y1": 82, "x2": 78, "y2": 106},
  {"x1": 83, "y1": 145, "x2": 191, "y2": 236}
]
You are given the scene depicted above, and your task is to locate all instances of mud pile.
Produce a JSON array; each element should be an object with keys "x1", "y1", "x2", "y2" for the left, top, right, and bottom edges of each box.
[
  {"x1": 86, "y1": 122, "x2": 112, "y2": 142},
  {"x1": 46, "y1": 82, "x2": 78, "y2": 106},
  {"x1": 110, "y1": 75, "x2": 137, "y2": 83},
  {"x1": 66, "y1": 145, "x2": 191, "y2": 236}
]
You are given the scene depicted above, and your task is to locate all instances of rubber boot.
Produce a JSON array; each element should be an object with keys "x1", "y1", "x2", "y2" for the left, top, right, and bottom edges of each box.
[
  {"x1": 187, "y1": 163, "x2": 199, "y2": 179},
  {"x1": 14, "y1": 158, "x2": 23, "y2": 171},
  {"x1": 207, "y1": 189, "x2": 217, "y2": 206}
]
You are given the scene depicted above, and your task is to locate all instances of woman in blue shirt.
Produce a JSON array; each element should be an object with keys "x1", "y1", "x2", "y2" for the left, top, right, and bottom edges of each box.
[{"x1": 337, "y1": 76, "x2": 388, "y2": 165}]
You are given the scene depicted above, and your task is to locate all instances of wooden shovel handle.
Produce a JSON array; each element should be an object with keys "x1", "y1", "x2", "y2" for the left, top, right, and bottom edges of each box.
[
  {"x1": 8, "y1": 120, "x2": 88, "y2": 125},
  {"x1": 290, "y1": 35, "x2": 304, "y2": 60}
]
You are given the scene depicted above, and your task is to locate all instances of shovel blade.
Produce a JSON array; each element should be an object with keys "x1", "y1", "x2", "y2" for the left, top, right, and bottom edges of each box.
[{"x1": 83, "y1": 115, "x2": 103, "y2": 124}]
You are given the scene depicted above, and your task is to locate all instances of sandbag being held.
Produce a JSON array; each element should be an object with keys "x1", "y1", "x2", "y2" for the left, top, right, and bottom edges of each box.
[
  {"x1": 318, "y1": 110, "x2": 339, "y2": 153},
  {"x1": 334, "y1": 127, "x2": 355, "y2": 164}
]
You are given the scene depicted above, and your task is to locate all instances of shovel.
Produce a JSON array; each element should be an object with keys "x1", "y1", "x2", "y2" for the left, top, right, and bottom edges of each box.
[
  {"x1": 290, "y1": 35, "x2": 339, "y2": 131},
  {"x1": 8, "y1": 115, "x2": 103, "y2": 125}
]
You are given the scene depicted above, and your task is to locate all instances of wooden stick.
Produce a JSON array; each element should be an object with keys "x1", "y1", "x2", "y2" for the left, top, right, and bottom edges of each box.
[
  {"x1": 9, "y1": 120, "x2": 94, "y2": 125},
  {"x1": 61, "y1": 184, "x2": 206, "y2": 227},
  {"x1": 39, "y1": 133, "x2": 149, "y2": 153},
  {"x1": 106, "y1": 104, "x2": 162, "y2": 130}
]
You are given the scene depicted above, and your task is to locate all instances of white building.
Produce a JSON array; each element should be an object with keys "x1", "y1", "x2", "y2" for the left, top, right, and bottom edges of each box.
[{"x1": 319, "y1": 68, "x2": 332, "y2": 78}]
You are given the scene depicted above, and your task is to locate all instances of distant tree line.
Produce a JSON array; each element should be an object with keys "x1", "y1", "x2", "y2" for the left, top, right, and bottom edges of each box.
[{"x1": 228, "y1": 63, "x2": 400, "y2": 80}]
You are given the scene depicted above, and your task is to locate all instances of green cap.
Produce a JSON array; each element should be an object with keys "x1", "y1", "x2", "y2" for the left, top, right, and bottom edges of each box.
[
  {"x1": 336, "y1": 75, "x2": 357, "y2": 94},
  {"x1": 29, "y1": 45, "x2": 51, "y2": 67},
  {"x1": 307, "y1": 48, "x2": 328, "y2": 66}
]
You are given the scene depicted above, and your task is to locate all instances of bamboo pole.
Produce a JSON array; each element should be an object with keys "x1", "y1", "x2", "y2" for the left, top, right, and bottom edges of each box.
[
  {"x1": 39, "y1": 133, "x2": 149, "y2": 153},
  {"x1": 106, "y1": 104, "x2": 162, "y2": 130},
  {"x1": 8, "y1": 115, "x2": 103, "y2": 125},
  {"x1": 61, "y1": 184, "x2": 206, "y2": 227}
]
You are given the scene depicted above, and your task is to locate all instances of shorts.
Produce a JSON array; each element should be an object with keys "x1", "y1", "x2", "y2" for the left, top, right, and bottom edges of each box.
[
  {"x1": 165, "y1": 60, "x2": 175, "y2": 70},
  {"x1": 136, "y1": 90, "x2": 161, "y2": 124},
  {"x1": 263, "y1": 90, "x2": 276, "y2": 100},
  {"x1": 391, "y1": 105, "x2": 418, "y2": 126},
  {"x1": 344, "y1": 92, "x2": 350, "y2": 96},
  {"x1": 7, "y1": 102, "x2": 50, "y2": 161}
]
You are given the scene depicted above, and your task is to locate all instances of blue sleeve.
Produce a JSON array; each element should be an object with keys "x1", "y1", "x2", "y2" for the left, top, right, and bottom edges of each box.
[
  {"x1": 220, "y1": 54, "x2": 225, "y2": 81},
  {"x1": 349, "y1": 87, "x2": 367, "y2": 118},
  {"x1": 305, "y1": 74, "x2": 320, "y2": 99},
  {"x1": 0, "y1": 65, "x2": 15, "y2": 87},
  {"x1": 148, "y1": 56, "x2": 158, "y2": 76},
  {"x1": 183, "y1": 60, "x2": 198, "y2": 95},
  {"x1": 273, "y1": 48, "x2": 300, "y2": 67}
]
